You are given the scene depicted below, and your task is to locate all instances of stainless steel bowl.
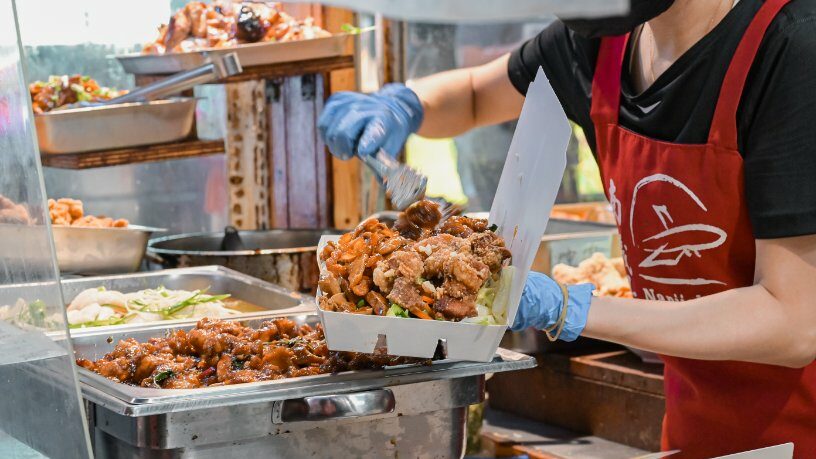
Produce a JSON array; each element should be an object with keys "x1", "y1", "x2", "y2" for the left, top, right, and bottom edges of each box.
[{"x1": 53, "y1": 225, "x2": 165, "y2": 275}]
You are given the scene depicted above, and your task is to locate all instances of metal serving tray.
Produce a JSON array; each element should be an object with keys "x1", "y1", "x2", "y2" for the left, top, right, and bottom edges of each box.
[
  {"x1": 62, "y1": 266, "x2": 313, "y2": 335},
  {"x1": 53, "y1": 224, "x2": 165, "y2": 275},
  {"x1": 72, "y1": 314, "x2": 535, "y2": 416},
  {"x1": 35, "y1": 98, "x2": 196, "y2": 154},
  {"x1": 116, "y1": 34, "x2": 354, "y2": 75}
]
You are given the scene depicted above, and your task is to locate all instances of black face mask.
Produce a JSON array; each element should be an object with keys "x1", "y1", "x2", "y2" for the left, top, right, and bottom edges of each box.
[{"x1": 560, "y1": 0, "x2": 675, "y2": 38}]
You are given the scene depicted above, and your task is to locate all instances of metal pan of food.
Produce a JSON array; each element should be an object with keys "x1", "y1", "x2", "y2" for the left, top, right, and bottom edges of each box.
[
  {"x1": 116, "y1": 34, "x2": 354, "y2": 75},
  {"x1": 35, "y1": 97, "x2": 196, "y2": 154},
  {"x1": 148, "y1": 228, "x2": 342, "y2": 293},
  {"x1": 53, "y1": 224, "x2": 165, "y2": 275},
  {"x1": 60, "y1": 266, "x2": 313, "y2": 333},
  {"x1": 73, "y1": 314, "x2": 535, "y2": 458}
]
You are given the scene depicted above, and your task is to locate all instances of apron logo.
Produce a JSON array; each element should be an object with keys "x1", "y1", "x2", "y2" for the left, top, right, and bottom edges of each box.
[{"x1": 613, "y1": 174, "x2": 728, "y2": 287}]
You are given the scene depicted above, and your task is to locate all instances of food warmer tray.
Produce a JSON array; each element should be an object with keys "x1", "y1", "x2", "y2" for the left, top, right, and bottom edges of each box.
[
  {"x1": 73, "y1": 315, "x2": 535, "y2": 458},
  {"x1": 62, "y1": 266, "x2": 314, "y2": 335},
  {"x1": 35, "y1": 97, "x2": 196, "y2": 154},
  {"x1": 116, "y1": 34, "x2": 354, "y2": 75}
]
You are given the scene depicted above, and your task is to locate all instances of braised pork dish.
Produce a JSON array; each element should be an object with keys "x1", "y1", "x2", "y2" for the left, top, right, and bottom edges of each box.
[
  {"x1": 77, "y1": 318, "x2": 425, "y2": 388},
  {"x1": 29, "y1": 75, "x2": 125, "y2": 114},
  {"x1": 318, "y1": 200, "x2": 513, "y2": 325},
  {"x1": 143, "y1": 1, "x2": 330, "y2": 55}
]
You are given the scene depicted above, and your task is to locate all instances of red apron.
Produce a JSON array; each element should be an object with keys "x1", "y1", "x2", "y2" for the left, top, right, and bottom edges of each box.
[{"x1": 590, "y1": 0, "x2": 816, "y2": 457}]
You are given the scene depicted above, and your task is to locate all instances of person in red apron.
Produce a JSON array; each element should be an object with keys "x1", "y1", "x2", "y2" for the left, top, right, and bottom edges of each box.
[{"x1": 318, "y1": 0, "x2": 816, "y2": 456}]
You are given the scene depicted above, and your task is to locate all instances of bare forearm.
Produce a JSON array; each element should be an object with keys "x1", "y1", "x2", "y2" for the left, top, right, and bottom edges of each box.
[
  {"x1": 409, "y1": 53, "x2": 524, "y2": 138},
  {"x1": 585, "y1": 284, "x2": 816, "y2": 368}
]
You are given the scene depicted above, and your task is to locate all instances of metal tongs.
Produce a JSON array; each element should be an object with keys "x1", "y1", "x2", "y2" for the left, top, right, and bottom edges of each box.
[
  {"x1": 102, "y1": 52, "x2": 243, "y2": 105},
  {"x1": 360, "y1": 149, "x2": 428, "y2": 210}
]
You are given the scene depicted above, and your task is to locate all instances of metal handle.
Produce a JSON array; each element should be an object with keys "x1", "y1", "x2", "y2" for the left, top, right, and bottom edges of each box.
[
  {"x1": 107, "y1": 53, "x2": 242, "y2": 104},
  {"x1": 358, "y1": 150, "x2": 392, "y2": 183},
  {"x1": 271, "y1": 389, "x2": 395, "y2": 424}
]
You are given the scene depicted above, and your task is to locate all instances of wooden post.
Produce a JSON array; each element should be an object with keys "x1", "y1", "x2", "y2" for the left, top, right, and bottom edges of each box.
[
  {"x1": 323, "y1": 6, "x2": 364, "y2": 229},
  {"x1": 225, "y1": 80, "x2": 270, "y2": 230}
]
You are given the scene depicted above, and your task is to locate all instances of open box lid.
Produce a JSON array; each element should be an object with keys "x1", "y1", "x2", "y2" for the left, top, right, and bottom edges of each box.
[{"x1": 317, "y1": 68, "x2": 570, "y2": 361}]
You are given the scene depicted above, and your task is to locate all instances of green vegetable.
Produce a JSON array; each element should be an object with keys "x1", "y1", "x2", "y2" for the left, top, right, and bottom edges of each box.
[
  {"x1": 69, "y1": 313, "x2": 136, "y2": 329},
  {"x1": 231, "y1": 357, "x2": 245, "y2": 370},
  {"x1": 356, "y1": 299, "x2": 365, "y2": 309},
  {"x1": 139, "y1": 287, "x2": 231, "y2": 319},
  {"x1": 386, "y1": 303, "x2": 409, "y2": 318},
  {"x1": 488, "y1": 223, "x2": 498, "y2": 232},
  {"x1": 153, "y1": 370, "x2": 173, "y2": 384},
  {"x1": 163, "y1": 292, "x2": 231, "y2": 318},
  {"x1": 340, "y1": 23, "x2": 376, "y2": 35},
  {"x1": 27, "y1": 300, "x2": 47, "y2": 328}
]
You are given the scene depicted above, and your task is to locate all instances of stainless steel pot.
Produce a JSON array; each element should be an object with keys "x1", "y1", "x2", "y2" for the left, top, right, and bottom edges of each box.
[
  {"x1": 148, "y1": 229, "x2": 341, "y2": 293},
  {"x1": 53, "y1": 224, "x2": 165, "y2": 275}
]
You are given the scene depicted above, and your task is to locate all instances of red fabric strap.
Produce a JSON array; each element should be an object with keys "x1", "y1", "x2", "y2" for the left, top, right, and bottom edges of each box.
[
  {"x1": 708, "y1": 0, "x2": 792, "y2": 149},
  {"x1": 590, "y1": 34, "x2": 629, "y2": 126}
]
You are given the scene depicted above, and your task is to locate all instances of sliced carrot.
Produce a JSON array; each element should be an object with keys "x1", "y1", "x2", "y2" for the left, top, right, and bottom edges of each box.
[
  {"x1": 409, "y1": 306, "x2": 433, "y2": 320},
  {"x1": 420, "y1": 295, "x2": 435, "y2": 305}
]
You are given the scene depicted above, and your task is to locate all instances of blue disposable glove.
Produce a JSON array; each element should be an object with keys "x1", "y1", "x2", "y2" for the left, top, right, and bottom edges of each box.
[
  {"x1": 318, "y1": 83, "x2": 424, "y2": 160},
  {"x1": 511, "y1": 272, "x2": 595, "y2": 342}
]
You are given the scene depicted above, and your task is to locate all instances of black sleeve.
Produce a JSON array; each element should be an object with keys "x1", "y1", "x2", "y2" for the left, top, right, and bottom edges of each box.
[
  {"x1": 740, "y1": 17, "x2": 816, "y2": 239},
  {"x1": 507, "y1": 21, "x2": 600, "y2": 150}
]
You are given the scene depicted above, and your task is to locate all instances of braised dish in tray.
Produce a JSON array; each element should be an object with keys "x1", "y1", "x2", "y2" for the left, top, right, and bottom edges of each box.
[
  {"x1": 318, "y1": 200, "x2": 513, "y2": 325},
  {"x1": 29, "y1": 75, "x2": 125, "y2": 114},
  {"x1": 143, "y1": 1, "x2": 330, "y2": 55},
  {"x1": 77, "y1": 318, "x2": 425, "y2": 388}
]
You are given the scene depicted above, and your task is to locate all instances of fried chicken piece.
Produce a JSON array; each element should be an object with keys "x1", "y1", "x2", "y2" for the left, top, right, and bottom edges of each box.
[
  {"x1": 372, "y1": 262, "x2": 396, "y2": 294},
  {"x1": 435, "y1": 295, "x2": 477, "y2": 320},
  {"x1": 445, "y1": 254, "x2": 490, "y2": 292},
  {"x1": 387, "y1": 277, "x2": 425, "y2": 313},
  {"x1": 388, "y1": 250, "x2": 424, "y2": 280},
  {"x1": 468, "y1": 231, "x2": 511, "y2": 272}
]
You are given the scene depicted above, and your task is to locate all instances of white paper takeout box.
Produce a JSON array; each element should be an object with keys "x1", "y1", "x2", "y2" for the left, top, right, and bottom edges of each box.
[{"x1": 316, "y1": 68, "x2": 570, "y2": 361}]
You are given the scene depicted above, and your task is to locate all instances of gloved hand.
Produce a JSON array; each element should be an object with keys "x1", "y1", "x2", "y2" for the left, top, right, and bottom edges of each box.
[
  {"x1": 318, "y1": 83, "x2": 424, "y2": 160},
  {"x1": 511, "y1": 272, "x2": 595, "y2": 342}
]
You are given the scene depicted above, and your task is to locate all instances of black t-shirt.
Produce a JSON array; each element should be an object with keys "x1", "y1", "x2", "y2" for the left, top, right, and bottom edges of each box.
[{"x1": 508, "y1": 0, "x2": 816, "y2": 239}]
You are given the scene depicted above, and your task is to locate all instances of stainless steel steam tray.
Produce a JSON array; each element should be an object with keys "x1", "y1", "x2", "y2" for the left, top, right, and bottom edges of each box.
[
  {"x1": 62, "y1": 266, "x2": 314, "y2": 335},
  {"x1": 73, "y1": 315, "x2": 536, "y2": 416},
  {"x1": 117, "y1": 34, "x2": 354, "y2": 75}
]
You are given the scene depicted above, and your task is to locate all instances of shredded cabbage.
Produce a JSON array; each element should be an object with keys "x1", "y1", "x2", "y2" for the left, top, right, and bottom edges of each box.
[{"x1": 462, "y1": 266, "x2": 514, "y2": 326}]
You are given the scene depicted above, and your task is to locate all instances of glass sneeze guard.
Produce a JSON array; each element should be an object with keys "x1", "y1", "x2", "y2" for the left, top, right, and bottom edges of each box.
[{"x1": 0, "y1": 1, "x2": 92, "y2": 457}]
